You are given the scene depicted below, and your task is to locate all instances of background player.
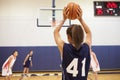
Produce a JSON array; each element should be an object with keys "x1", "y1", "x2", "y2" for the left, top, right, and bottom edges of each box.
[
  {"x1": 22, "y1": 50, "x2": 33, "y2": 77},
  {"x1": 53, "y1": 6, "x2": 92, "y2": 80},
  {"x1": 2, "y1": 50, "x2": 18, "y2": 80}
]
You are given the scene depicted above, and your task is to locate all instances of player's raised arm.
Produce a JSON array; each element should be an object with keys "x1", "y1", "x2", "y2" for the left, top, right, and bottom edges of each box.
[
  {"x1": 53, "y1": 20, "x2": 65, "y2": 55},
  {"x1": 53, "y1": 7, "x2": 68, "y2": 55},
  {"x1": 77, "y1": 7, "x2": 92, "y2": 47}
]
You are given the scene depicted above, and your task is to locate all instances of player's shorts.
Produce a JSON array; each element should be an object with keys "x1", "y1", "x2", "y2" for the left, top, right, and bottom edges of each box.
[
  {"x1": 23, "y1": 61, "x2": 30, "y2": 68},
  {"x1": 2, "y1": 68, "x2": 12, "y2": 76}
]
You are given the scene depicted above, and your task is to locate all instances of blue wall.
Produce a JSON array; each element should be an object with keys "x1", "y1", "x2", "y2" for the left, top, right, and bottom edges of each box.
[
  {"x1": 0, "y1": 46, "x2": 120, "y2": 72},
  {"x1": 92, "y1": 46, "x2": 120, "y2": 69}
]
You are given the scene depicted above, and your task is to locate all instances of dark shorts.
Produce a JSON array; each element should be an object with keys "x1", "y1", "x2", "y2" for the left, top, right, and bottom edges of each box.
[{"x1": 23, "y1": 62, "x2": 30, "y2": 68}]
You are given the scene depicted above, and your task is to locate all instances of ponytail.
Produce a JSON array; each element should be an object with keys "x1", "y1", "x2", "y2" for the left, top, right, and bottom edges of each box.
[{"x1": 67, "y1": 24, "x2": 84, "y2": 50}]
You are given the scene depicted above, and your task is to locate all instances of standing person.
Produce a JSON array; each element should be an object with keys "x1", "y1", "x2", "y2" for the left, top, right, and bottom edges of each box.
[
  {"x1": 53, "y1": 6, "x2": 92, "y2": 80},
  {"x1": 2, "y1": 50, "x2": 18, "y2": 80},
  {"x1": 22, "y1": 50, "x2": 33, "y2": 77},
  {"x1": 90, "y1": 51, "x2": 100, "y2": 80}
]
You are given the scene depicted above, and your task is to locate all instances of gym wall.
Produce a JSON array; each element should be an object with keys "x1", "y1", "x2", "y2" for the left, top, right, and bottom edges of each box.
[{"x1": 0, "y1": 0, "x2": 120, "y2": 72}]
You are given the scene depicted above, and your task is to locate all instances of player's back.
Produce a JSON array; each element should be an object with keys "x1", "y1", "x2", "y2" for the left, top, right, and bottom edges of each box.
[{"x1": 62, "y1": 43, "x2": 90, "y2": 80}]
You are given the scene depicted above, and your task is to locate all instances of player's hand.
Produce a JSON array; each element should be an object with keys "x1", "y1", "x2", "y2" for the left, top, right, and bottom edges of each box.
[
  {"x1": 31, "y1": 64, "x2": 33, "y2": 67},
  {"x1": 77, "y1": 6, "x2": 82, "y2": 20},
  {"x1": 96, "y1": 64, "x2": 98, "y2": 68},
  {"x1": 7, "y1": 68, "x2": 10, "y2": 73},
  {"x1": 63, "y1": 7, "x2": 69, "y2": 20},
  {"x1": 23, "y1": 62, "x2": 25, "y2": 65},
  {"x1": 11, "y1": 66, "x2": 13, "y2": 70}
]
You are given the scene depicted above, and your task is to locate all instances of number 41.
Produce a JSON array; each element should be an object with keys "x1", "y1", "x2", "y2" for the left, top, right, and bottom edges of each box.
[{"x1": 66, "y1": 58, "x2": 86, "y2": 77}]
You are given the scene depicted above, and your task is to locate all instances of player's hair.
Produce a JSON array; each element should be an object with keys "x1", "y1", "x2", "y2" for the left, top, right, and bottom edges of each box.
[
  {"x1": 67, "y1": 24, "x2": 84, "y2": 50},
  {"x1": 29, "y1": 50, "x2": 33, "y2": 55},
  {"x1": 29, "y1": 50, "x2": 33, "y2": 53},
  {"x1": 12, "y1": 50, "x2": 18, "y2": 54}
]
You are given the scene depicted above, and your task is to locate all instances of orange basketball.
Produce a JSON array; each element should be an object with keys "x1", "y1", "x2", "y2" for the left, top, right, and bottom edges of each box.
[{"x1": 66, "y1": 2, "x2": 79, "y2": 20}]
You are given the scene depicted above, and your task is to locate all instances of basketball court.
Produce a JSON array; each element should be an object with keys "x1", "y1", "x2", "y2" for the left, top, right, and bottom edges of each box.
[{"x1": 0, "y1": 71, "x2": 120, "y2": 80}]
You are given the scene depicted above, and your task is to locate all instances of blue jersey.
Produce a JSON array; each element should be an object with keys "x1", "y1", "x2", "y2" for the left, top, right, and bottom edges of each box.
[
  {"x1": 62, "y1": 43, "x2": 90, "y2": 80},
  {"x1": 23, "y1": 54, "x2": 32, "y2": 68}
]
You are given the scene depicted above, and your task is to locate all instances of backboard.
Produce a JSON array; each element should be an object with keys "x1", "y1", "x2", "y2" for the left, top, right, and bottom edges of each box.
[
  {"x1": 36, "y1": 0, "x2": 71, "y2": 27},
  {"x1": 37, "y1": 8, "x2": 71, "y2": 27}
]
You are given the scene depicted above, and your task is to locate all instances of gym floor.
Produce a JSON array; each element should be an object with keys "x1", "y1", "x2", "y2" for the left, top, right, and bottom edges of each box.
[{"x1": 0, "y1": 71, "x2": 120, "y2": 80}]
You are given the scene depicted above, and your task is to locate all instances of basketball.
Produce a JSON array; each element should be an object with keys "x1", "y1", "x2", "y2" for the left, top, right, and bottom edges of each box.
[{"x1": 66, "y1": 2, "x2": 79, "y2": 20}]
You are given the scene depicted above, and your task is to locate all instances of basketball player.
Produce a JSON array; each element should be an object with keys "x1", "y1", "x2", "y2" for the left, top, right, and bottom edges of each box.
[
  {"x1": 22, "y1": 50, "x2": 33, "y2": 77},
  {"x1": 2, "y1": 50, "x2": 18, "y2": 80},
  {"x1": 53, "y1": 6, "x2": 92, "y2": 80},
  {"x1": 90, "y1": 50, "x2": 100, "y2": 80}
]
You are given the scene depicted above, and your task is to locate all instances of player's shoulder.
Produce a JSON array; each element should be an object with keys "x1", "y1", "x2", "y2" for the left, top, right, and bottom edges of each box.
[
  {"x1": 82, "y1": 43, "x2": 89, "y2": 49},
  {"x1": 64, "y1": 43, "x2": 69, "y2": 45},
  {"x1": 63, "y1": 43, "x2": 71, "y2": 47},
  {"x1": 9, "y1": 55, "x2": 14, "y2": 58},
  {"x1": 8, "y1": 55, "x2": 14, "y2": 60}
]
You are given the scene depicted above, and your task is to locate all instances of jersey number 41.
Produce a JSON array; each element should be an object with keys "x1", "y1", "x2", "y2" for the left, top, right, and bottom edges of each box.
[{"x1": 66, "y1": 58, "x2": 86, "y2": 77}]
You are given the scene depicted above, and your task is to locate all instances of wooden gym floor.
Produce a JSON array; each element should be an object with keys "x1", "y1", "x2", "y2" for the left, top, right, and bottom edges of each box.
[{"x1": 0, "y1": 71, "x2": 120, "y2": 80}]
